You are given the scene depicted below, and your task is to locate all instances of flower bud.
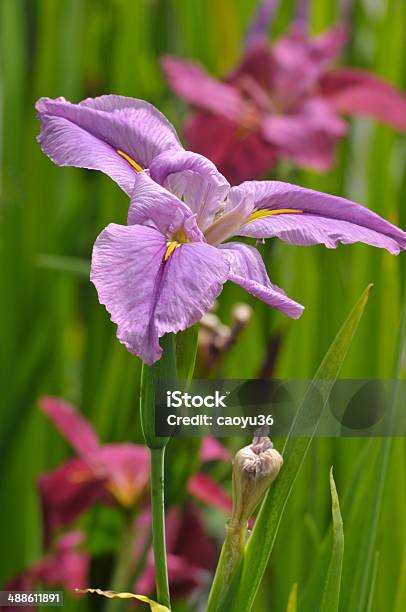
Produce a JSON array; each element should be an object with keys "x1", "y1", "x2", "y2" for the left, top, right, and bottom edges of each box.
[{"x1": 230, "y1": 436, "x2": 283, "y2": 529}]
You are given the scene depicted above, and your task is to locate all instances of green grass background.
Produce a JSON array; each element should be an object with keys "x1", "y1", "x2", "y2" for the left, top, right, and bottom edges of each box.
[{"x1": 0, "y1": 0, "x2": 405, "y2": 610}]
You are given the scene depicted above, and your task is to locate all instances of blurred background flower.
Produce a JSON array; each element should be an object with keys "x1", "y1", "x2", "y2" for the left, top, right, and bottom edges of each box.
[
  {"x1": 163, "y1": 0, "x2": 406, "y2": 183},
  {"x1": 4, "y1": 532, "x2": 89, "y2": 611},
  {"x1": 38, "y1": 396, "x2": 150, "y2": 542}
]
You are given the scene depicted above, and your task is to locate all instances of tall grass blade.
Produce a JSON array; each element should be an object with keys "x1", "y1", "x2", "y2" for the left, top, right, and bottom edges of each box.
[
  {"x1": 347, "y1": 284, "x2": 406, "y2": 612},
  {"x1": 320, "y1": 469, "x2": 344, "y2": 612},
  {"x1": 286, "y1": 583, "x2": 297, "y2": 612},
  {"x1": 214, "y1": 284, "x2": 372, "y2": 612}
]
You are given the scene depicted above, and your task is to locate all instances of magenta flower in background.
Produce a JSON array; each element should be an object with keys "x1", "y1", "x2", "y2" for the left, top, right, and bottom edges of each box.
[
  {"x1": 36, "y1": 96, "x2": 406, "y2": 365},
  {"x1": 134, "y1": 505, "x2": 217, "y2": 600},
  {"x1": 188, "y1": 438, "x2": 232, "y2": 513},
  {"x1": 39, "y1": 397, "x2": 232, "y2": 537},
  {"x1": 4, "y1": 531, "x2": 89, "y2": 610},
  {"x1": 37, "y1": 398, "x2": 231, "y2": 599},
  {"x1": 162, "y1": 9, "x2": 406, "y2": 183},
  {"x1": 39, "y1": 396, "x2": 150, "y2": 542}
]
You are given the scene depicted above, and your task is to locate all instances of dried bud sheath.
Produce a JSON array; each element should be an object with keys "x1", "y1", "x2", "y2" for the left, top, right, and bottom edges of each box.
[
  {"x1": 207, "y1": 437, "x2": 283, "y2": 612},
  {"x1": 230, "y1": 436, "x2": 283, "y2": 529}
]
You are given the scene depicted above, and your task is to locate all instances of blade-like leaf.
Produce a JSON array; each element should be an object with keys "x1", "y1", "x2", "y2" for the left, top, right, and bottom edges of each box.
[
  {"x1": 366, "y1": 552, "x2": 380, "y2": 612},
  {"x1": 300, "y1": 439, "x2": 376, "y2": 612},
  {"x1": 176, "y1": 323, "x2": 199, "y2": 380},
  {"x1": 346, "y1": 283, "x2": 406, "y2": 612},
  {"x1": 214, "y1": 284, "x2": 372, "y2": 612},
  {"x1": 320, "y1": 469, "x2": 344, "y2": 612},
  {"x1": 36, "y1": 254, "x2": 90, "y2": 276},
  {"x1": 286, "y1": 583, "x2": 298, "y2": 612},
  {"x1": 77, "y1": 589, "x2": 170, "y2": 611}
]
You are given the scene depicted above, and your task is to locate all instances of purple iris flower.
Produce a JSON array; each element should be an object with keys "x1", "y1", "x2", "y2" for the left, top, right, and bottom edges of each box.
[
  {"x1": 36, "y1": 96, "x2": 406, "y2": 365},
  {"x1": 161, "y1": 10, "x2": 406, "y2": 183}
]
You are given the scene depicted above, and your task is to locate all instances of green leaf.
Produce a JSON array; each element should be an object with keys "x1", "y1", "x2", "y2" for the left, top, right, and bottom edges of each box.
[
  {"x1": 176, "y1": 323, "x2": 199, "y2": 380},
  {"x1": 366, "y1": 552, "x2": 380, "y2": 612},
  {"x1": 320, "y1": 469, "x2": 344, "y2": 612},
  {"x1": 35, "y1": 254, "x2": 90, "y2": 277},
  {"x1": 140, "y1": 334, "x2": 177, "y2": 449},
  {"x1": 215, "y1": 284, "x2": 372, "y2": 612},
  {"x1": 286, "y1": 584, "x2": 298, "y2": 612},
  {"x1": 346, "y1": 283, "x2": 406, "y2": 612}
]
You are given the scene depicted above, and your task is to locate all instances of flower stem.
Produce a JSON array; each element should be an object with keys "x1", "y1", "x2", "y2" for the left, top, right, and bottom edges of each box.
[
  {"x1": 150, "y1": 446, "x2": 170, "y2": 608},
  {"x1": 140, "y1": 334, "x2": 177, "y2": 609},
  {"x1": 206, "y1": 523, "x2": 247, "y2": 612}
]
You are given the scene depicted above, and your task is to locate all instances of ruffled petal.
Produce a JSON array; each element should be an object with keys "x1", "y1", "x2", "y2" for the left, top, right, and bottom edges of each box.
[
  {"x1": 128, "y1": 171, "x2": 204, "y2": 241},
  {"x1": 91, "y1": 224, "x2": 229, "y2": 364},
  {"x1": 153, "y1": 241, "x2": 229, "y2": 337},
  {"x1": 91, "y1": 224, "x2": 167, "y2": 364},
  {"x1": 219, "y1": 243, "x2": 304, "y2": 318},
  {"x1": 321, "y1": 68, "x2": 406, "y2": 131},
  {"x1": 36, "y1": 96, "x2": 182, "y2": 194},
  {"x1": 161, "y1": 56, "x2": 245, "y2": 120},
  {"x1": 149, "y1": 150, "x2": 230, "y2": 230},
  {"x1": 237, "y1": 181, "x2": 406, "y2": 254},
  {"x1": 39, "y1": 396, "x2": 99, "y2": 457}
]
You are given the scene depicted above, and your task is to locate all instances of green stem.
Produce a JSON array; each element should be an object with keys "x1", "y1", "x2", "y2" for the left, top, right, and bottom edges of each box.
[
  {"x1": 150, "y1": 446, "x2": 170, "y2": 608},
  {"x1": 206, "y1": 524, "x2": 246, "y2": 612},
  {"x1": 140, "y1": 334, "x2": 177, "y2": 608},
  {"x1": 139, "y1": 330, "x2": 198, "y2": 608}
]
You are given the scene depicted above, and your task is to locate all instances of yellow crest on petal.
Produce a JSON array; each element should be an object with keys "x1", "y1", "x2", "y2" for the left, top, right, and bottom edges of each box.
[
  {"x1": 117, "y1": 149, "x2": 143, "y2": 173},
  {"x1": 76, "y1": 589, "x2": 171, "y2": 611},
  {"x1": 245, "y1": 208, "x2": 302, "y2": 224},
  {"x1": 164, "y1": 240, "x2": 181, "y2": 261}
]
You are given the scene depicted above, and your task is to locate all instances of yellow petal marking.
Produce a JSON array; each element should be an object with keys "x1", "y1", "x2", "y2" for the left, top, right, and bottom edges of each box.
[
  {"x1": 117, "y1": 149, "x2": 143, "y2": 172},
  {"x1": 164, "y1": 240, "x2": 181, "y2": 261},
  {"x1": 245, "y1": 208, "x2": 302, "y2": 224},
  {"x1": 76, "y1": 589, "x2": 171, "y2": 611}
]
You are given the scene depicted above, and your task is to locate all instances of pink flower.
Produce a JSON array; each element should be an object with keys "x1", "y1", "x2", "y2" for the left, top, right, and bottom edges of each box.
[
  {"x1": 135, "y1": 505, "x2": 217, "y2": 600},
  {"x1": 162, "y1": 14, "x2": 406, "y2": 183},
  {"x1": 4, "y1": 532, "x2": 89, "y2": 611},
  {"x1": 38, "y1": 397, "x2": 150, "y2": 542},
  {"x1": 39, "y1": 396, "x2": 232, "y2": 543}
]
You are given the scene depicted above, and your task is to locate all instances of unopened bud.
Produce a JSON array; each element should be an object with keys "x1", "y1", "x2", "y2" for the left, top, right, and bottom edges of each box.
[
  {"x1": 200, "y1": 313, "x2": 221, "y2": 331},
  {"x1": 231, "y1": 303, "x2": 252, "y2": 327},
  {"x1": 230, "y1": 437, "x2": 283, "y2": 529}
]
